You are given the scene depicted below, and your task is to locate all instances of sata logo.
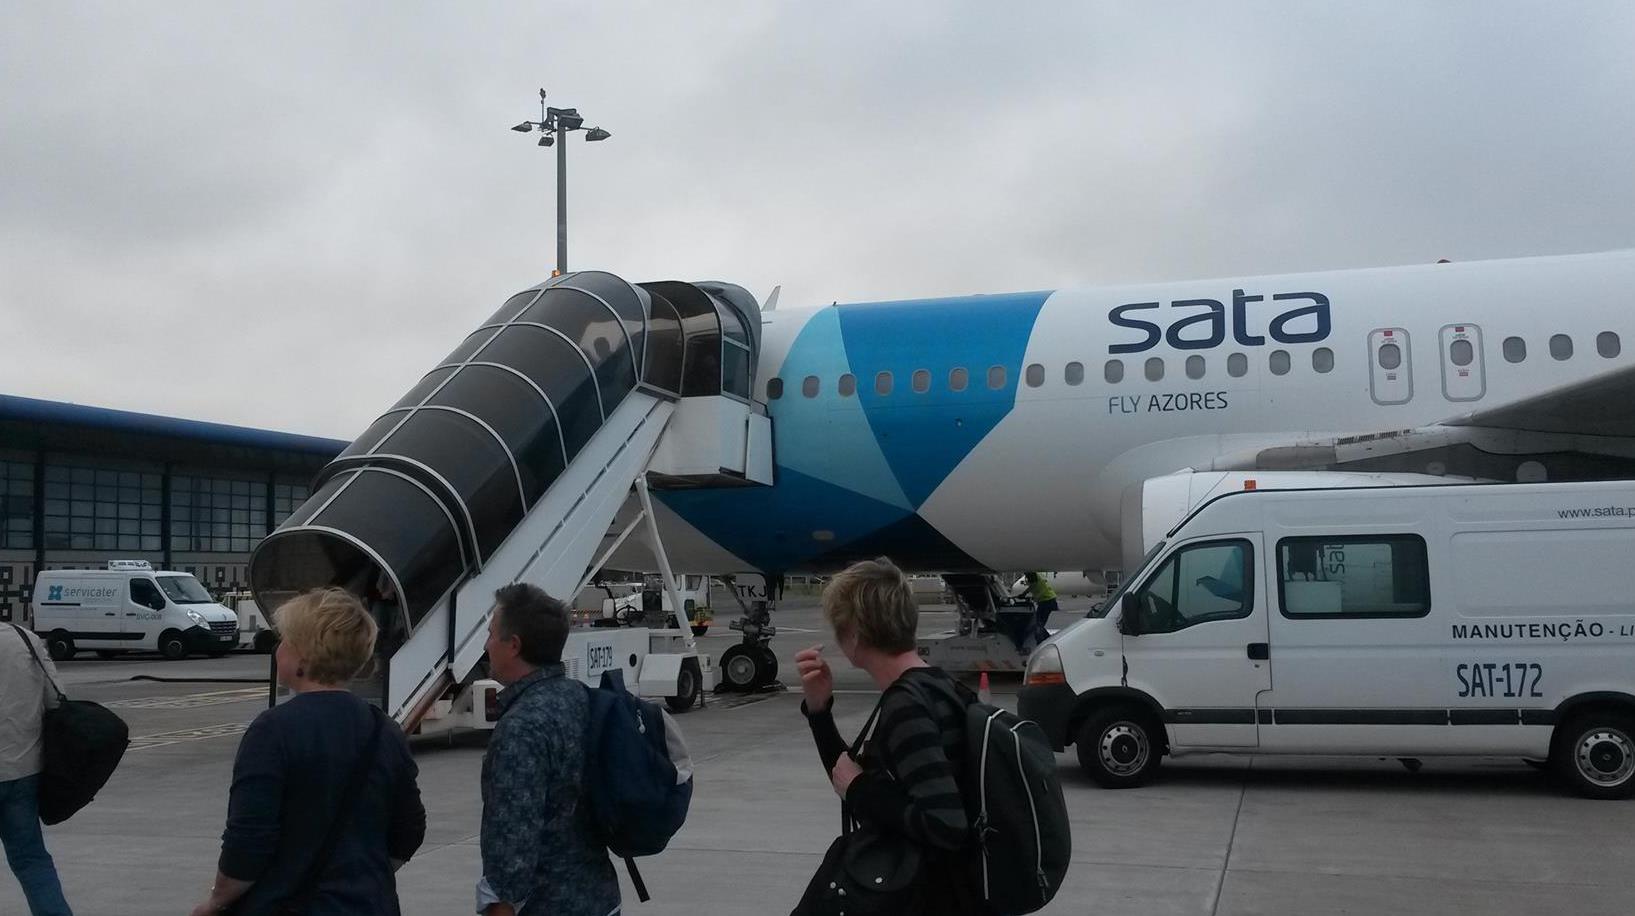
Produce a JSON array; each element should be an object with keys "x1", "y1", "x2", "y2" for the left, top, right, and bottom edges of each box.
[
  {"x1": 48, "y1": 586, "x2": 63, "y2": 601},
  {"x1": 1108, "y1": 289, "x2": 1331, "y2": 354}
]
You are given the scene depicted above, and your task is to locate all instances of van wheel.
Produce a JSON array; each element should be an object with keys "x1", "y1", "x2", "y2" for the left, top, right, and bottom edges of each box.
[
  {"x1": 1554, "y1": 712, "x2": 1635, "y2": 799},
  {"x1": 95, "y1": 650, "x2": 121, "y2": 660},
  {"x1": 1076, "y1": 706, "x2": 1162, "y2": 788},
  {"x1": 158, "y1": 630, "x2": 188, "y2": 661},
  {"x1": 46, "y1": 632, "x2": 75, "y2": 662}
]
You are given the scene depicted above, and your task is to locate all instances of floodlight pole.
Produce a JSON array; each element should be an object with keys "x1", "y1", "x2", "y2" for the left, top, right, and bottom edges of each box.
[{"x1": 557, "y1": 117, "x2": 568, "y2": 273}]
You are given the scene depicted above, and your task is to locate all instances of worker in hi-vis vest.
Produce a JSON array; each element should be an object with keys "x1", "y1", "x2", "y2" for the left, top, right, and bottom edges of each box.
[{"x1": 1021, "y1": 572, "x2": 1059, "y2": 650}]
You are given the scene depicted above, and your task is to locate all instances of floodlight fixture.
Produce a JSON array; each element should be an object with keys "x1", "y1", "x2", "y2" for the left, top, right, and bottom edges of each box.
[{"x1": 586, "y1": 127, "x2": 611, "y2": 142}]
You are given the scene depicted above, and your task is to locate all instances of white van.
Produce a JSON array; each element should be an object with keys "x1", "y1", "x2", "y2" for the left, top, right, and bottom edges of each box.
[
  {"x1": 33, "y1": 561, "x2": 240, "y2": 661},
  {"x1": 1019, "y1": 479, "x2": 1635, "y2": 799}
]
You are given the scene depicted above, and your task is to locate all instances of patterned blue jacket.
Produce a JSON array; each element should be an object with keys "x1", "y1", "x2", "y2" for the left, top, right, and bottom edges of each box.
[{"x1": 480, "y1": 664, "x2": 620, "y2": 916}]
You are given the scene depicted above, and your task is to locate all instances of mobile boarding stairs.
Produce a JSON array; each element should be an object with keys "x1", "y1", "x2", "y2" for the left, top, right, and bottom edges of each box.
[{"x1": 248, "y1": 273, "x2": 774, "y2": 731}]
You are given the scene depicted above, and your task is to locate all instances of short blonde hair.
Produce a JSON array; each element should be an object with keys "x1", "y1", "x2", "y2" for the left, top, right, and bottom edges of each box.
[
  {"x1": 822, "y1": 557, "x2": 918, "y2": 654},
  {"x1": 273, "y1": 587, "x2": 378, "y2": 684}
]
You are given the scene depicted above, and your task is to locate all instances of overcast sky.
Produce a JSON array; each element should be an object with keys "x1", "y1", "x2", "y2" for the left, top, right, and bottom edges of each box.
[{"x1": 3, "y1": 1, "x2": 1633, "y2": 440}]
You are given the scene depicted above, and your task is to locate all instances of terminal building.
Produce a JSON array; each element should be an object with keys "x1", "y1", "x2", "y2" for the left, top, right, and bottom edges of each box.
[{"x1": 0, "y1": 394, "x2": 346, "y2": 626}]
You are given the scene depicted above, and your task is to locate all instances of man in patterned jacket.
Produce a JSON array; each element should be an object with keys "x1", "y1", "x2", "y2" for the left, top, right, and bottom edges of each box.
[{"x1": 476, "y1": 584, "x2": 620, "y2": 916}]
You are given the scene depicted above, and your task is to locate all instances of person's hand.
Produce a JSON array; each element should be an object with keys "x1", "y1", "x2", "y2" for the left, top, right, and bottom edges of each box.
[
  {"x1": 830, "y1": 754, "x2": 863, "y2": 798},
  {"x1": 483, "y1": 904, "x2": 517, "y2": 916},
  {"x1": 794, "y1": 644, "x2": 833, "y2": 711}
]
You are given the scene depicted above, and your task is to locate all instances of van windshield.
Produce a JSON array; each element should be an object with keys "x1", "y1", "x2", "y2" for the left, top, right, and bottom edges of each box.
[
  {"x1": 157, "y1": 575, "x2": 214, "y2": 605},
  {"x1": 1089, "y1": 540, "x2": 1166, "y2": 619}
]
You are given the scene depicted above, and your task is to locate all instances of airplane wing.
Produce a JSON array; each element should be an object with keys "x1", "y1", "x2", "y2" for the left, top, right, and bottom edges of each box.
[{"x1": 1442, "y1": 363, "x2": 1635, "y2": 437}]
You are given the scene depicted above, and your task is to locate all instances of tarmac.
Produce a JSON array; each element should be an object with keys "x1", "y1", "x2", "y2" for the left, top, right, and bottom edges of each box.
[{"x1": 4, "y1": 597, "x2": 1633, "y2": 916}]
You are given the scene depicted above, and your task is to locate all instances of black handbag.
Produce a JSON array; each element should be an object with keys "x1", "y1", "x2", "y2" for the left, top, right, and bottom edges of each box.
[
  {"x1": 9, "y1": 624, "x2": 130, "y2": 825},
  {"x1": 793, "y1": 698, "x2": 924, "y2": 916}
]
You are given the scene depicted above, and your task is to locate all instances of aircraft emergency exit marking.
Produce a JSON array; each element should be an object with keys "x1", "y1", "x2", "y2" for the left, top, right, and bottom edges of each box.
[{"x1": 1109, "y1": 391, "x2": 1230, "y2": 414}]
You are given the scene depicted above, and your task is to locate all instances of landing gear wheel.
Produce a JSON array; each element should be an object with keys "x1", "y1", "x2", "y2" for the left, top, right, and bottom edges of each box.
[
  {"x1": 47, "y1": 633, "x2": 75, "y2": 662},
  {"x1": 666, "y1": 662, "x2": 702, "y2": 714},
  {"x1": 753, "y1": 646, "x2": 779, "y2": 688},
  {"x1": 96, "y1": 650, "x2": 121, "y2": 660},
  {"x1": 1076, "y1": 706, "x2": 1162, "y2": 789},
  {"x1": 719, "y1": 644, "x2": 760, "y2": 692},
  {"x1": 1555, "y1": 712, "x2": 1635, "y2": 799},
  {"x1": 158, "y1": 631, "x2": 188, "y2": 661}
]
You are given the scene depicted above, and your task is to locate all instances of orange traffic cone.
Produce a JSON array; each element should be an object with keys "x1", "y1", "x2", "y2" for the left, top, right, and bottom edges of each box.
[{"x1": 978, "y1": 670, "x2": 992, "y2": 705}]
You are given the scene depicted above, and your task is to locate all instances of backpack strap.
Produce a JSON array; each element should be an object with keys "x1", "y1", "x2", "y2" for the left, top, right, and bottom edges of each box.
[
  {"x1": 9, "y1": 624, "x2": 66, "y2": 704},
  {"x1": 280, "y1": 707, "x2": 387, "y2": 913}
]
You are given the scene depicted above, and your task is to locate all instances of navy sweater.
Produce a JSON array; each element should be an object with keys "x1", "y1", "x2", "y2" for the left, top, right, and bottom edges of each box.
[{"x1": 219, "y1": 691, "x2": 426, "y2": 916}]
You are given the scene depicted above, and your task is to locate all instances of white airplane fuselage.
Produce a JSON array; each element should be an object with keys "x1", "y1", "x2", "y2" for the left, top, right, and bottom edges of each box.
[{"x1": 630, "y1": 251, "x2": 1635, "y2": 578}]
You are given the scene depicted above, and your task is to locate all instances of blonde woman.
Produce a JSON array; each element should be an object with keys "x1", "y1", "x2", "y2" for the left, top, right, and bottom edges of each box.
[{"x1": 190, "y1": 588, "x2": 425, "y2": 916}]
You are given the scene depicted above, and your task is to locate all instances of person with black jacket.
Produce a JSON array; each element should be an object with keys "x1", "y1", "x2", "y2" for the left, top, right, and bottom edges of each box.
[
  {"x1": 794, "y1": 557, "x2": 983, "y2": 916},
  {"x1": 189, "y1": 587, "x2": 426, "y2": 916}
]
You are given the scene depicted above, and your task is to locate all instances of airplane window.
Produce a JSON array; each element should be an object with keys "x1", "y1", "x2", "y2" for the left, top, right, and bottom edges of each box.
[
  {"x1": 912, "y1": 369, "x2": 931, "y2": 393},
  {"x1": 987, "y1": 366, "x2": 1006, "y2": 390},
  {"x1": 1449, "y1": 340, "x2": 1474, "y2": 367},
  {"x1": 838, "y1": 373, "x2": 857, "y2": 397},
  {"x1": 1185, "y1": 355, "x2": 1205, "y2": 380},
  {"x1": 802, "y1": 375, "x2": 820, "y2": 398},
  {"x1": 875, "y1": 371, "x2": 893, "y2": 396},
  {"x1": 1025, "y1": 364, "x2": 1045, "y2": 388},
  {"x1": 1598, "y1": 331, "x2": 1621, "y2": 358},
  {"x1": 1377, "y1": 342, "x2": 1402, "y2": 371},
  {"x1": 1312, "y1": 347, "x2": 1334, "y2": 373},
  {"x1": 1269, "y1": 350, "x2": 1291, "y2": 375},
  {"x1": 1550, "y1": 334, "x2": 1573, "y2": 361},
  {"x1": 766, "y1": 377, "x2": 783, "y2": 400},
  {"x1": 1144, "y1": 357, "x2": 1164, "y2": 382},
  {"x1": 1104, "y1": 360, "x2": 1124, "y2": 384},
  {"x1": 1502, "y1": 337, "x2": 1526, "y2": 363},
  {"x1": 1227, "y1": 353, "x2": 1248, "y2": 378},
  {"x1": 949, "y1": 367, "x2": 969, "y2": 392},
  {"x1": 1065, "y1": 362, "x2": 1084, "y2": 386}
]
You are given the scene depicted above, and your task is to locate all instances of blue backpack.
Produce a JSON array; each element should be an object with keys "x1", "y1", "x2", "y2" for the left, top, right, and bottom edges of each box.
[{"x1": 582, "y1": 669, "x2": 693, "y2": 902}]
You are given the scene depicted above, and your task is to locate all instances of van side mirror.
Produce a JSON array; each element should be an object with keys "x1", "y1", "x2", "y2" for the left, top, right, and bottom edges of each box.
[{"x1": 1119, "y1": 592, "x2": 1143, "y2": 637}]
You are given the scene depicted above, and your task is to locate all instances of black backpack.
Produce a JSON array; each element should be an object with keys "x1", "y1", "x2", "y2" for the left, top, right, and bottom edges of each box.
[
  {"x1": 581, "y1": 669, "x2": 693, "y2": 902},
  {"x1": 903, "y1": 676, "x2": 1071, "y2": 915},
  {"x1": 9, "y1": 625, "x2": 130, "y2": 824}
]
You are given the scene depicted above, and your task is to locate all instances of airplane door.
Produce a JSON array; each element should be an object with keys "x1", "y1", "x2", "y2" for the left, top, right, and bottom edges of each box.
[
  {"x1": 1439, "y1": 323, "x2": 1485, "y2": 402},
  {"x1": 1368, "y1": 328, "x2": 1412, "y2": 405}
]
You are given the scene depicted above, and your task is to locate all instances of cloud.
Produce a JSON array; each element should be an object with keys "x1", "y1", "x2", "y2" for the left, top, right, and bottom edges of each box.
[{"x1": 2, "y1": 1, "x2": 1632, "y2": 439}]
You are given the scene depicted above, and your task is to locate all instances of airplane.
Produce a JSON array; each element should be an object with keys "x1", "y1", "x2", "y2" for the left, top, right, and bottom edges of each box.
[{"x1": 252, "y1": 249, "x2": 1635, "y2": 722}]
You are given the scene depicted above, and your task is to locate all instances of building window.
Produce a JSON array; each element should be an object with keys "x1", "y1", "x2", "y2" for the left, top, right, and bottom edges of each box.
[
  {"x1": 43, "y1": 464, "x2": 161, "y2": 552},
  {"x1": 987, "y1": 366, "x2": 1006, "y2": 390},
  {"x1": 1269, "y1": 349, "x2": 1291, "y2": 375},
  {"x1": 875, "y1": 371, "x2": 893, "y2": 396},
  {"x1": 1312, "y1": 347, "x2": 1335, "y2": 373},
  {"x1": 1598, "y1": 331, "x2": 1621, "y2": 358},
  {"x1": 0, "y1": 460, "x2": 33, "y2": 550},
  {"x1": 272, "y1": 483, "x2": 310, "y2": 528},
  {"x1": 172, "y1": 474, "x2": 267, "y2": 554},
  {"x1": 1277, "y1": 534, "x2": 1430, "y2": 619},
  {"x1": 802, "y1": 375, "x2": 820, "y2": 398},
  {"x1": 1104, "y1": 359, "x2": 1124, "y2": 384},
  {"x1": 837, "y1": 373, "x2": 857, "y2": 397},
  {"x1": 948, "y1": 367, "x2": 968, "y2": 392},
  {"x1": 1550, "y1": 334, "x2": 1574, "y2": 361},
  {"x1": 1185, "y1": 355, "x2": 1205, "y2": 380},
  {"x1": 1227, "y1": 353, "x2": 1248, "y2": 378},
  {"x1": 1144, "y1": 357, "x2": 1164, "y2": 382},
  {"x1": 1064, "y1": 362, "x2": 1084, "y2": 386},
  {"x1": 1502, "y1": 337, "x2": 1526, "y2": 363},
  {"x1": 912, "y1": 369, "x2": 931, "y2": 393},
  {"x1": 766, "y1": 377, "x2": 784, "y2": 400},
  {"x1": 1025, "y1": 363, "x2": 1045, "y2": 388}
]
